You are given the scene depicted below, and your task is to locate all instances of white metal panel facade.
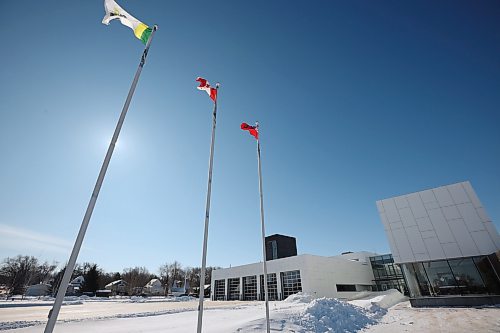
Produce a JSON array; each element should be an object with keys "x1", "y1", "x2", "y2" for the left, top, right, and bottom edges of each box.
[
  {"x1": 377, "y1": 181, "x2": 500, "y2": 264},
  {"x1": 211, "y1": 252, "x2": 376, "y2": 300}
]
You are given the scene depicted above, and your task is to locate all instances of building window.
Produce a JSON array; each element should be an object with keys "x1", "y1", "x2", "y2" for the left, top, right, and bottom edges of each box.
[
  {"x1": 408, "y1": 262, "x2": 432, "y2": 296},
  {"x1": 243, "y1": 275, "x2": 257, "y2": 300},
  {"x1": 403, "y1": 256, "x2": 500, "y2": 297},
  {"x1": 448, "y1": 258, "x2": 487, "y2": 294},
  {"x1": 214, "y1": 279, "x2": 225, "y2": 300},
  {"x1": 336, "y1": 284, "x2": 356, "y2": 292},
  {"x1": 280, "y1": 270, "x2": 302, "y2": 299},
  {"x1": 260, "y1": 273, "x2": 278, "y2": 301},
  {"x1": 400, "y1": 254, "x2": 500, "y2": 298},
  {"x1": 422, "y1": 260, "x2": 457, "y2": 296},
  {"x1": 271, "y1": 240, "x2": 278, "y2": 260},
  {"x1": 370, "y1": 254, "x2": 409, "y2": 295},
  {"x1": 473, "y1": 256, "x2": 500, "y2": 294},
  {"x1": 228, "y1": 278, "x2": 240, "y2": 300},
  {"x1": 356, "y1": 285, "x2": 372, "y2": 291}
]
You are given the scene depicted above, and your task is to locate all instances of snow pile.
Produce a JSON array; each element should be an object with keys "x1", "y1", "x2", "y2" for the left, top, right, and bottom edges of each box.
[
  {"x1": 281, "y1": 291, "x2": 409, "y2": 332},
  {"x1": 0, "y1": 320, "x2": 43, "y2": 331},
  {"x1": 128, "y1": 296, "x2": 147, "y2": 303},
  {"x1": 372, "y1": 289, "x2": 407, "y2": 309},
  {"x1": 39, "y1": 296, "x2": 82, "y2": 302},
  {"x1": 283, "y1": 292, "x2": 313, "y2": 304},
  {"x1": 33, "y1": 295, "x2": 197, "y2": 304},
  {"x1": 350, "y1": 289, "x2": 407, "y2": 318},
  {"x1": 164, "y1": 295, "x2": 196, "y2": 302},
  {"x1": 294, "y1": 296, "x2": 379, "y2": 332}
]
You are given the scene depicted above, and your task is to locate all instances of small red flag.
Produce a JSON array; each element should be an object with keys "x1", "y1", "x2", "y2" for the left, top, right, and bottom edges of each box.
[
  {"x1": 241, "y1": 122, "x2": 259, "y2": 140},
  {"x1": 196, "y1": 77, "x2": 217, "y2": 102}
]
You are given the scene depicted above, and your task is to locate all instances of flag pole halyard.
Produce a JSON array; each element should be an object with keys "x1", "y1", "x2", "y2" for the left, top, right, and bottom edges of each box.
[
  {"x1": 43, "y1": 25, "x2": 158, "y2": 333},
  {"x1": 256, "y1": 122, "x2": 271, "y2": 333},
  {"x1": 197, "y1": 83, "x2": 220, "y2": 333}
]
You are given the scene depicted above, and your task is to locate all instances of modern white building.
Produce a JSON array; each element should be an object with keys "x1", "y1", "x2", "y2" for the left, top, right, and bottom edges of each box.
[
  {"x1": 211, "y1": 251, "x2": 377, "y2": 301},
  {"x1": 376, "y1": 181, "x2": 500, "y2": 302}
]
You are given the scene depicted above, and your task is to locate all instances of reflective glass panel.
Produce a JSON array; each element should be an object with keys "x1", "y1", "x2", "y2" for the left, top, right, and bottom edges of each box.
[
  {"x1": 422, "y1": 260, "x2": 457, "y2": 295},
  {"x1": 260, "y1": 273, "x2": 278, "y2": 300},
  {"x1": 214, "y1": 279, "x2": 225, "y2": 300},
  {"x1": 473, "y1": 256, "x2": 500, "y2": 294},
  {"x1": 448, "y1": 258, "x2": 486, "y2": 294},
  {"x1": 408, "y1": 263, "x2": 431, "y2": 296},
  {"x1": 242, "y1": 275, "x2": 257, "y2": 300},
  {"x1": 227, "y1": 278, "x2": 240, "y2": 300},
  {"x1": 280, "y1": 270, "x2": 302, "y2": 298}
]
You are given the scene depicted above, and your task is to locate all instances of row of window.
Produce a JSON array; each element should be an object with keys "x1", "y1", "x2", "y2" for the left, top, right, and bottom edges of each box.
[
  {"x1": 213, "y1": 270, "x2": 302, "y2": 301},
  {"x1": 370, "y1": 254, "x2": 394, "y2": 264}
]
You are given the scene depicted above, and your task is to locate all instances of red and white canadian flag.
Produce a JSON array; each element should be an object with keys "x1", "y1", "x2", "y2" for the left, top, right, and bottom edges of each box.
[
  {"x1": 241, "y1": 122, "x2": 259, "y2": 140},
  {"x1": 196, "y1": 77, "x2": 217, "y2": 102}
]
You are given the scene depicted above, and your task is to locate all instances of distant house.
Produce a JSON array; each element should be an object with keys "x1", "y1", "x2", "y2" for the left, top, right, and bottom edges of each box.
[
  {"x1": 143, "y1": 279, "x2": 164, "y2": 296},
  {"x1": 192, "y1": 284, "x2": 211, "y2": 298},
  {"x1": 105, "y1": 280, "x2": 128, "y2": 295},
  {"x1": 71, "y1": 276, "x2": 85, "y2": 287},
  {"x1": 25, "y1": 283, "x2": 51, "y2": 297},
  {"x1": 65, "y1": 276, "x2": 85, "y2": 295}
]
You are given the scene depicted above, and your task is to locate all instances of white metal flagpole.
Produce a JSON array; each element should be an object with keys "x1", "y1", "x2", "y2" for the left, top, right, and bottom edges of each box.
[
  {"x1": 256, "y1": 122, "x2": 271, "y2": 333},
  {"x1": 197, "y1": 84, "x2": 220, "y2": 333},
  {"x1": 43, "y1": 25, "x2": 158, "y2": 333}
]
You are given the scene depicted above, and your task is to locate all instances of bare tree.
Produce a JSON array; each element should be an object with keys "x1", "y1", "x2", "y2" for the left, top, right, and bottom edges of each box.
[
  {"x1": 0, "y1": 256, "x2": 57, "y2": 295},
  {"x1": 158, "y1": 262, "x2": 220, "y2": 296},
  {"x1": 171, "y1": 261, "x2": 185, "y2": 286},
  {"x1": 185, "y1": 267, "x2": 200, "y2": 293},
  {"x1": 158, "y1": 262, "x2": 172, "y2": 290},
  {"x1": 204, "y1": 266, "x2": 220, "y2": 286},
  {"x1": 159, "y1": 261, "x2": 186, "y2": 292},
  {"x1": 122, "y1": 267, "x2": 154, "y2": 295},
  {"x1": 34, "y1": 261, "x2": 58, "y2": 284},
  {"x1": 50, "y1": 265, "x2": 66, "y2": 296}
]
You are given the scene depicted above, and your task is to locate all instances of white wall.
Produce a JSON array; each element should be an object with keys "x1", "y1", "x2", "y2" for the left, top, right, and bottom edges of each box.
[
  {"x1": 377, "y1": 181, "x2": 500, "y2": 263},
  {"x1": 300, "y1": 255, "x2": 375, "y2": 299},
  {"x1": 211, "y1": 253, "x2": 375, "y2": 300}
]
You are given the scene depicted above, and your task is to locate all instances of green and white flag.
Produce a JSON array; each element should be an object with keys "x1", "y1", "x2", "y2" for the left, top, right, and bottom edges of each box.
[{"x1": 102, "y1": 0, "x2": 152, "y2": 44}]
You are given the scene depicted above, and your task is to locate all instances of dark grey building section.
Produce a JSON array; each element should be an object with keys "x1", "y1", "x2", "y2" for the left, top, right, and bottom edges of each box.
[
  {"x1": 410, "y1": 295, "x2": 500, "y2": 307},
  {"x1": 265, "y1": 234, "x2": 297, "y2": 261}
]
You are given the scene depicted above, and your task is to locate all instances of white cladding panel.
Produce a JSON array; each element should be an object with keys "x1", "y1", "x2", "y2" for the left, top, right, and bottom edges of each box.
[
  {"x1": 377, "y1": 181, "x2": 500, "y2": 263},
  {"x1": 211, "y1": 253, "x2": 376, "y2": 299}
]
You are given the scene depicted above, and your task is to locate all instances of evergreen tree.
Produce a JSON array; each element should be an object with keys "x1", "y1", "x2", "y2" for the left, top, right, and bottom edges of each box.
[{"x1": 82, "y1": 264, "x2": 100, "y2": 293}]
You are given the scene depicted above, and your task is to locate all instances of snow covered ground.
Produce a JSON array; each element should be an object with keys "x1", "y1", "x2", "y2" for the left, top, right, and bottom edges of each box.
[
  {"x1": 361, "y1": 301, "x2": 500, "y2": 333},
  {"x1": 0, "y1": 291, "x2": 498, "y2": 332}
]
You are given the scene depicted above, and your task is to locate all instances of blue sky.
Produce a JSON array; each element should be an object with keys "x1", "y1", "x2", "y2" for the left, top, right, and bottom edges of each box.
[{"x1": 1, "y1": 1, "x2": 499, "y2": 274}]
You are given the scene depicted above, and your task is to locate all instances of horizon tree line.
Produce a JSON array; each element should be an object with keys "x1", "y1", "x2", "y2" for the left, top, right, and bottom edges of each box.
[{"x1": 0, "y1": 255, "x2": 220, "y2": 296}]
